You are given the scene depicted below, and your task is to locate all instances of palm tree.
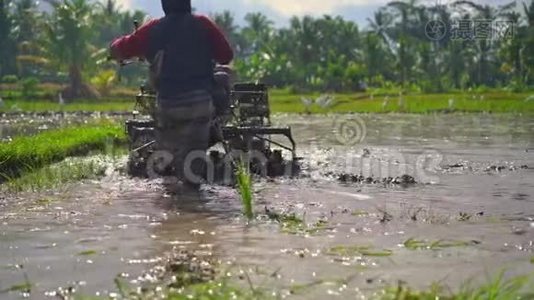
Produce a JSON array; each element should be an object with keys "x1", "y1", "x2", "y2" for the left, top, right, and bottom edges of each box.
[
  {"x1": 0, "y1": 0, "x2": 17, "y2": 76},
  {"x1": 498, "y1": 11, "x2": 523, "y2": 82},
  {"x1": 421, "y1": 3, "x2": 455, "y2": 90},
  {"x1": 453, "y1": 0, "x2": 517, "y2": 86},
  {"x1": 525, "y1": 0, "x2": 534, "y2": 27},
  {"x1": 288, "y1": 16, "x2": 319, "y2": 68},
  {"x1": 318, "y1": 16, "x2": 360, "y2": 61},
  {"x1": 365, "y1": 9, "x2": 397, "y2": 82},
  {"x1": 387, "y1": 0, "x2": 421, "y2": 86},
  {"x1": 13, "y1": 0, "x2": 46, "y2": 77},
  {"x1": 367, "y1": 9, "x2": 394, "y2": 47},
  {"x1": 93, "y1": 0, "x2": 122, "y2": 46},
  {"x1": 117, "y1": 10, "x2": 146, "y2": 35},
  {"x1": 244, "y1": 12, "x2": 273, "y2": 38},
  {"x1": 522, "y1": 0, "x2": 534, "y2": 83},
  {"x1": 243, "y1": 12, "x2": 273, "y2": 52},
  {"x1": 43, "y1": 0, "x2": 99, "y2": 99},
  {"x1": 212, "y1": 10, "x2": 237, "y2": 35},
  {"x1": 211, "y1": 11, "x2": 244, "y2": 56}
]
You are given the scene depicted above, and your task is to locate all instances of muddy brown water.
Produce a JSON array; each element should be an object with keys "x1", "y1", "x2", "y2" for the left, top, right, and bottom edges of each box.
[{"x1": 1, "y1": 114, "x2": 533, "y2": 299}]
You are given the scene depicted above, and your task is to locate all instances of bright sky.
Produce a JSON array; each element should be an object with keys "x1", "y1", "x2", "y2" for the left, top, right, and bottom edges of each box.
[
  {"x1": 121, "y1": 0, "x2": 377, "y2": 14},
  {"x1": 237, "y1": 0, "x2": 388, "y2": 16},
  {"x1": 120, "y1": 0, "x2": 392, "y2": 25},
  {"x1": 117, "y1": 0, "x2": 518, "y2": 26}
]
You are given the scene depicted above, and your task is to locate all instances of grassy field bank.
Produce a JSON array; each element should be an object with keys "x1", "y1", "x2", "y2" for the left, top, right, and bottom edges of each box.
[
  {"x1": 0, "y1": 124, "x2": 126, "y2": 182},
  {"x1": 1, "y1": 90, "x2": 533, "y2": 114},
  {"x1": 269, "y1": 89, "x2": 534, "y2": 114},
  {"x1": 1, "y1": 99, "x2": 134, "y2": 112}
]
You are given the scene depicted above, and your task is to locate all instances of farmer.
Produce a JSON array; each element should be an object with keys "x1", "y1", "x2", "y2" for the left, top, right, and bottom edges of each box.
[{"x1": 109, "y1": 0, "x2": 234, "y2": 191}]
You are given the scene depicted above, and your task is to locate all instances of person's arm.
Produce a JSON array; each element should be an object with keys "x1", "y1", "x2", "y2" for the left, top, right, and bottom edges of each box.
[
  {"x1": 110, "y1": 19, "x2": 160, "y2": 61},
  {"x1": 195, "y1": 15, "x2": 234, "y2": 64}
]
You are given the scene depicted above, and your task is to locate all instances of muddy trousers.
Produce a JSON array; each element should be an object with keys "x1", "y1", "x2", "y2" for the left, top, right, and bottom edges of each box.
[{"x1": 156, "y1": 93, "x2": 214, "y2": 187}]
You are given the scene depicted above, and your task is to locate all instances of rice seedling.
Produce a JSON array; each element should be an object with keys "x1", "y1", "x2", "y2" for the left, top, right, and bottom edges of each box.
[
  {"x1": 235, "y1": 161, "x2": 254, "y2": 220},
  {"x1": 289, "y1": 280, "x2": 327, "y2": 295},
  {"x1": 403, "y1": 238, "x2": 479, "y2": 250},
  {"x1": 0, "y1": 282, "x2": 32, "y2": 294},
  {"x1": 34, "y1": 197, "x2": 56, "y2": 206},
  {"x1": 78, "y1": 250, "x2": 98, "y2": 256},
  {"x1": 351, "y1": 210, "x2": 370, "y2": 217},
  {"x1": 327, "y1": 245, "x2": 393, "y2": 257},
  {"x1": 0, "y1": 274, "x2": 32, "y2": 296}
]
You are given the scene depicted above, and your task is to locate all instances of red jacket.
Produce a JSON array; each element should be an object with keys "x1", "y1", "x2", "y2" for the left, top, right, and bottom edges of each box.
[{"x1": 110, "y1": 14, "x2": 233, "y2": 65}]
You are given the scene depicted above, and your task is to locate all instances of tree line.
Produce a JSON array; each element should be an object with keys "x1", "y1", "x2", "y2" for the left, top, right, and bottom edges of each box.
[{"x1": 0, "y1": 0, "x2": 533, "y2": 99}]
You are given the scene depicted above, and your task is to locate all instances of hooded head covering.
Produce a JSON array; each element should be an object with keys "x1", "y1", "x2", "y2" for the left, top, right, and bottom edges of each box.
[{"x1": 161, "y1": 0, "x2": 192, "y2": 15}]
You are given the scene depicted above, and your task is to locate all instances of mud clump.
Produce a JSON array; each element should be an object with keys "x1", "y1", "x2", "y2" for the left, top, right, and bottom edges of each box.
[
  {"x1": 485, "y1": 165, "x2": 530, "y2": 172},
  {"x1": 48, "y1": 249, "x2": 216, "y2": 299},
  {"x1": 485, "y1": 165, "x2": 507, "y2": 172},
  {"x1": 330, "y1": 172, "x2": 417, "y2": 186},
  {"x1": 142, "y1": 249, "x2": 216, "y2": 288}
]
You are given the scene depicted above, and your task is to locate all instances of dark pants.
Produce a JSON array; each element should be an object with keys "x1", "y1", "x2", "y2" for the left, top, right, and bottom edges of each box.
[{"x1": 156, "y1": 90, "x2": 214, "y2": 187}]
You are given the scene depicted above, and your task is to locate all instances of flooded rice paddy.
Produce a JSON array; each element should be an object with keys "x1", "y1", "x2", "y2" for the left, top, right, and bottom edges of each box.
[{"x1": 1, "y1": 114, "x2": 533, "y2": 299}]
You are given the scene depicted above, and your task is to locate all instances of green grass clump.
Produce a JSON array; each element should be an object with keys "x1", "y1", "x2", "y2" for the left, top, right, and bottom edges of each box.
[
  {"x1": 264, "y1": 208, "x2": 331, "y2": 235},
  {"x1": 531, "y1": 256, "x2": 534, "y2": 264},
  {"x1": 379, "y1": 272, "x2": 534, "y2": 300},
  {"x1": 272, "y1": 213, "x2": 329, "y2": 235},
  {"x1": 166, "y1": 281, "x2": 262, "y2": 300},
  {"x1": 403, "y1": 238, "x2": 477, "y2": 250},
  {"x1": 327, "y1": 245, "x2": 393, "y2": 257},
  {"x1": 236, "y1": 162, "x2": 254, "y2": 220},
  {"x1": 3, "y1": 159, "x2": 109, "y2": 193},
  {"x1": 0, "y1": 124, "x2": 126, "y2": 182},
  {"x1": 76, "y1": 280, "x2": 263, "y2": 300}
]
